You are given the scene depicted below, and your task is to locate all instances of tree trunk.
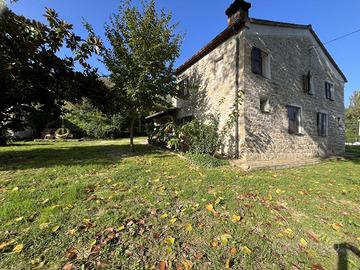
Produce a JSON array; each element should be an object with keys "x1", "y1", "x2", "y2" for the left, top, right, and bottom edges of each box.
[
  {"x1": 0, "y1": 128, "x2": 7, "y2": 146},
  {"x1": 129, "y1": 117, "x2": 135, "y2": 152}
]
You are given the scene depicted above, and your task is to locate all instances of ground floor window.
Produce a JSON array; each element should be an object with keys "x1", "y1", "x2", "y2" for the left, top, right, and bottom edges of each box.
[
  {"x1": 317, "y1": 112, "x2": 328, "y2": 137},
  {"x1": 287, "y1": 105, "x2": 302, "y2": 134}
]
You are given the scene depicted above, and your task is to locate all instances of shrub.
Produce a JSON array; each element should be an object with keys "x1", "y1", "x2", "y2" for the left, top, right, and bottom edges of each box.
[
  {"x1": 180, "y1": 119, "x2": 219, "y2": 155},
  {"x1": 63, "y1": 99, "x2": 124, "y2": 139},
  {"x1": 185, "y1": 152, "x2": 228, "y2": 168}
]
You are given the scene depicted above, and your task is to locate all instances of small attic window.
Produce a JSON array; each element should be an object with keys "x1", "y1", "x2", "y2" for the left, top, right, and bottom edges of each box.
[
  {"x1": 303, "y1": 71, "x2": 315, "y2": 95},
  {"x1": 215, "y1": 57, "x2": 224, "y2": 80},
  {"x1": 251, "y1": 47, "x2": 271, "y2": 79},
  {"x1": 260, "y1": 96, "x2": 271, "y2": 113}
]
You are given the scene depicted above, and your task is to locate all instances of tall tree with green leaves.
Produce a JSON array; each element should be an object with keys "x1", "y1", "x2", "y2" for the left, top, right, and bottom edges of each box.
[
  {"x1": 0, "y1": 4, "x2": 105, "y2": 145},
  {"x1": 100, "y1": 0, "x2": 182, "y2": 151}
]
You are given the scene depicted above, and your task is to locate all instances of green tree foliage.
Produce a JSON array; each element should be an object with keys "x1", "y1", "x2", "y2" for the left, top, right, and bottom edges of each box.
[
  {"x1": 99, "y1": 0, "x2": 182, "y2": 151},
  {"x1": 63, "y1": 99, "x2": 124, "y2": 139},
  {"x1": 0, "y1": 5, "x2": 106, "y2": 144},
  {"x1": 345, "y1": 90, "x2": 360, "y2": 142}
]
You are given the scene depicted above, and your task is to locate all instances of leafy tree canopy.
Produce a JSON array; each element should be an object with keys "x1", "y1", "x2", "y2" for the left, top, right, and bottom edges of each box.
[
  {"x1": 91, "y1": 0, "x2": 182, "y2": 151},
  {"x1": 0, "y1": 3, "x2": 106, "y2": 143}
]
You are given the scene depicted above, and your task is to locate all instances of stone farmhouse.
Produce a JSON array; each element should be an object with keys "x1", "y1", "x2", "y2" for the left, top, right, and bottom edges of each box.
[{"x1": 147, "y1": 0, "x2": 347, "y2": 167}]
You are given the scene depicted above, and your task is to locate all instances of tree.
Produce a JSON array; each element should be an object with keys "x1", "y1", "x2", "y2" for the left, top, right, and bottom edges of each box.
[
  {"x1": 98, "y1": 0, "x2": 182, "y2": 151},
  {"x1": 345, "y1": 90, "x2": 360, "y2": 142},
  {"x1": 0, "y1": 5, "x2": 105, "y2": 145}
]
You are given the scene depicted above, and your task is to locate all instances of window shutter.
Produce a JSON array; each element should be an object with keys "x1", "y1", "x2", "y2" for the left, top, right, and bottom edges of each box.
[
  {"x1": 303, "y1": 75, "x2": 309, "y2": 93},
  {"x1": 317, "y1": 113, "x2": 321, "y2": 136},
  {"x1": 251, "y1": 47, "x2": 262, "y2": 75}
]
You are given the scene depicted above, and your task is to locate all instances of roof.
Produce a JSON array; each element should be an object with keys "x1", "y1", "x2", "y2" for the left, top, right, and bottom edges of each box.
[
  {"x1": 176, "y1": 18, "x2": 347, "y2": 82},
  {"x1": 176, "y1": 21, "x2": 245, "y2": 75},
  {"x1": 145, "y1": 108, "x2": 178, "y2": 120}
]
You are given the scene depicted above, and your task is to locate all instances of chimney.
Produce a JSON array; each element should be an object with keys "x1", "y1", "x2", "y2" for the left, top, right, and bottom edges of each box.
[{"x1": 225, "y1": 0, "x2": 251, "y2": 25}]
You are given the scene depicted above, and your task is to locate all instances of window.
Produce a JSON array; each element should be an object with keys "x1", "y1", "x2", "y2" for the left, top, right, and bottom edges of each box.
[
  {"x1": 178, "y1": 78, "x2": 189, "y2": 98},
  {"x1": 251, "y1": 47, "x2": 262, "y2": 75},
  {"x1": 303, "y1": 71, "x2": 315, "y2": 95},
  {"x1": 251, "y1": 47, "x2": 271, "y2": 79},
  {"x1": 215, "y1": 58, "x2": 224, "y2": 79},
  {"x1": 260, "y1": 96, "x2": 271, "y2": 113},
  {"x1": 317, "y1": 112, "x2": 328, "y2": 137},
  {"x1": 325, "y1": 82, "x2": 334, "y2": 100},
  {"x1": 287, "y1": 105, "x2": 302, "y2": 134}
]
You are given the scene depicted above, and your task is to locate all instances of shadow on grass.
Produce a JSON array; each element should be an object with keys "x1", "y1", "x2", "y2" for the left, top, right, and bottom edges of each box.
[
  {"x1": 334, "y1": 243, "x2": 360, "y2": 270},
  {"x1": 0, "y1": 143, "x2": 163, "y2": 171}
]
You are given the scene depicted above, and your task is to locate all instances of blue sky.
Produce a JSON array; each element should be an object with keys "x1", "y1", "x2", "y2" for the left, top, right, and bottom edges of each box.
[{"x1": 6, "y1": 0, "x2": 360, "y2": 106}]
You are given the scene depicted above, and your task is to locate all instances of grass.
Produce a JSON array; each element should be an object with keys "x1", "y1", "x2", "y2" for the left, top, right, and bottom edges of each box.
[{"x1": 0, "y1": 139, "x2": 359, "y2": 270}]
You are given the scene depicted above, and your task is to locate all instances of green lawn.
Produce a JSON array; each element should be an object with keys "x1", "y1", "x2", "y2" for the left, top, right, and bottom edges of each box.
[{"x1": 0, "y1": 139, "x2": 359, "y2": 270}]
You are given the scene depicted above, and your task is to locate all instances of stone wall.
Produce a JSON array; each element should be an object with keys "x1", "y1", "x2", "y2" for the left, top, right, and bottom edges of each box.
[
  {"x1": 175, "y1": 32, "x2": 244, "y2": 157},
  {"x1": 242, "y1": 23, "x2": 346, "y2": 161}
]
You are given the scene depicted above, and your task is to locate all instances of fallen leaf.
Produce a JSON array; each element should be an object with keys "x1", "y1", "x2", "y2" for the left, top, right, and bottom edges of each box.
[
  {"x1": 206, "y1": 203, "x2": 214, "y2": 212},
  {"x1": 231, "y1": 215, "x2": 241, "y2": 223},
  {"x1": 164, "y1": 237, "x2": 175, "y2": 245},
  {"x1": 230, "y1": 247, "x2": 237, "y2": 256},
  {"x1": 39, "y1": 223, "x2": 50, "y2": 230},
  {"x1": 331, "y1": 223, "x2": 343, "y2": 231},
  {"x1": 160, "y1": 213, "x2": 168, "y2": 219},
  {"x1": 51, "y1": 225, "x2": 60, "y2": 233},
  {"x1": 220, "y1": 234, "x2": 232, "y2": 245},
  {"x1": 300, "y1": 238, "x2": 308, "y2": 247},
  {"x1": 117, "y1": 225, "x2": 125, "y2": 231},
  {"x1": 67, "y1": 229, "x2": 76, "y2": 236},
  {"x1": 182, "y1": 259, "x2": 193, "y2": 270},
  {"x1": 41, "y1": 199, "x2": 49, "y2": 205},
  {"x1": 15, "y1": 216, "x2": 24, "y2": 222},
  {"x1": 185, "y1": 224, "x2": 193, "y2": 233},
  {"x1": 159, "y1": 261, "x2": 167, "y2": 270},
  {"x1": 283, "y1": 228, "x2": 295, "y2": 239},
  {"x1": 12, "y1": 187, "x2": 19, "y2": 192},
  {"x1": 169, "y1": 217, "x2": 177, "y2": 224},
  {"x1": 62, "y1": 262, "x2": 74, "y2": 270},
  {"x1": 0, "y1": 240, "x2": 15, "y2": 251},
  {"x1": 12, "y1": 244, "x2": 23, "y2": 253},
  {"x1": 312, "y1": 264, "x2": 326, "y2": 270},
  {"x1": 66, "y1": 247, "x2": 78, "y2": 260},
  {"x1": 241, "y1": 246, "x2": 252, "y2": 255}
]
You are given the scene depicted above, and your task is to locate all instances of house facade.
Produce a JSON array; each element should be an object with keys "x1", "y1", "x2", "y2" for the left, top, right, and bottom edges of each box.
[{"x1": 158, "y1": 0, "x2": 347, "y2": 164}]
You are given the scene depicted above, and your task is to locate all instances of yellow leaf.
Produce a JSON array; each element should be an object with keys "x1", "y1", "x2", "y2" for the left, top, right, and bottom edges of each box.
[
  {"x1": 67, "y1": 229, "x2": 76, "y2": 236},
  {"x1": 267, "y1": 193, "x2": 273, "y2": 201},
  {"x1": 165, "y1": 246, "x2": 172, "y2": 254},
  {"x1": 331, "y1": 223, "x2": 342, "y2": 231},
  {"x1": 283, "y1": 228, "x2": 295, "y2": 239},
  {"x1": 169, "y1": 217, "x2": 177, "y2": 224},
  {"x1": 12, "y1": 187, "x2": 19, "y2": 192},
  {"x1": 0, "y1": 240, "x2": 15, "y2": 251},
  {"x1": 185, "y1": 224, "x2": 193, "y2": 233},
  {"x1": 241, "y1": 246, "x2": 252, "y2": 255},
  {"x1": 206, "y1": 203, "x2": 214, "y2": 212},
  {"x1": 90, "y1": 240, "x2": 97, "y2": 246},
  {"x1": 164, "y1": 237, "x2": 175, "y2": 245},
  {"x1": 231, "y1": 215, "x2": 241, "y2": 223},
  {"x1": 83, "y1": 218, "x2": 91, "y2": 224},
  {"x1": 275, "y1": 189, "x2": 282, "y2": 194},
  {"x1": 300, "y1": 238, "x2": 308, "y2": 247},
  {"x1": 117, "y1": 225, "x2": 125, "y2": 231},
  {"x1": 160, "y1": 213, "x2": 168, "y2": 219},
  {"x1": 39, "y1": 223, "x2": 50, "y2": 229},
  {"x1": 220, "y1": 234, "x2": 232, "y2": 245},
  {"x1": 225, "y1": 259, "x2": 231, "y2": 269},
  {"x1": 356, "y1": 237, "x2": 360, "y2": 241},
  {"x1": 41, "y1": 199, "x2": 49, "y2": 205},
  {"x1": 51, "y1": 225, "x2": 60, "y2": 233},
  {"x1": 12, "y1": 244, "x2": 23, "y2": 253},
  {"x1": 182, "y1": 259, "x2": 193, "y2": 270},
  {"x1": 15, "y1": 216, "x2": 24, "y2": 222}
]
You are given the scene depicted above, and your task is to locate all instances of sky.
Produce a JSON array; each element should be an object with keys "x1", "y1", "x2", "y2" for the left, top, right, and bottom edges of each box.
[{"x1": 5, "y1": 0, "x2": 360, "y2": 106}]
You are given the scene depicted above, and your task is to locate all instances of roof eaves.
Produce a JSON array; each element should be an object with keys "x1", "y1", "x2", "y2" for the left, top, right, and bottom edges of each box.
[{"x1": 176, "y1": 21, "x2": 245, "y2": 75}]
